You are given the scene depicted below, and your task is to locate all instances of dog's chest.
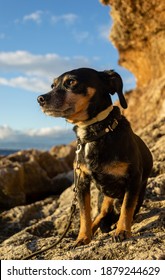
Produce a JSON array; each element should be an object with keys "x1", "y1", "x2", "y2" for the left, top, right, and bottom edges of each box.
[
  {"x1": 81, "y1": 142, "x2": 99, "y2": 171},
  {"x1": 76, "y1": 127, "x2": 99, "y2": 170},
  {"x1": 78, "y1": 141, "x2": 127, "y2": 197},
  {"x1": 77, "y1": 139, "x2": 129, "y2": 178},
  {"x1": 84, "y1": 142, "x2": 95, "y2": 159},
  {"x1": 76, "y1": 126, "x2": 129, "y2": 179}
]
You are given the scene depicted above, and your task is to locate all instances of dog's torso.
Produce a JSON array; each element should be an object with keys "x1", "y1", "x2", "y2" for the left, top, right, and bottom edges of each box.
[{"x1": 74, "y1": 106, "x2": 152, "y2": 201}]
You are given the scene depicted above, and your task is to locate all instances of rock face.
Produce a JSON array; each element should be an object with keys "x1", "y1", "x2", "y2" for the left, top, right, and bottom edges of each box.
[
  {"x1": 0, "y1": 145, "x2": 75, "y2": 208},
  {"x1": 101, "y1": 0, "x2": 165, "y2": 130}
]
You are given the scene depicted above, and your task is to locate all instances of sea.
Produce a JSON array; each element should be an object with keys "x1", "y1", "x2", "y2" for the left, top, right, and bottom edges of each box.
[
  {"x1": 0, "y1": 149, "x2": 20, "y2": 156},
  {"x1": 0, "y1": 138, "x2": 75, "y2": 157}
]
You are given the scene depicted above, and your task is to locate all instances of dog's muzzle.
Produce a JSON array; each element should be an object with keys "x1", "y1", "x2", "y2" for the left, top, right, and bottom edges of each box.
[{"x1": 37, "y1": 94, "x2": 51, "y2": 107}]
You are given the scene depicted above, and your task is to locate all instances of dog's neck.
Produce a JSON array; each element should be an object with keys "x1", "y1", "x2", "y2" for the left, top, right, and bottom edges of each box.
[
  {"x1": 71, "y1": 105, "x2": 114, "y2": 128},
  {"x1": 74, "y1": 106, "x2": 122, "y2": 144}
]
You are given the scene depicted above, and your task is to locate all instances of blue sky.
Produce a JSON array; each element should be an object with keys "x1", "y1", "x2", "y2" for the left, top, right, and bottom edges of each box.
[{"x1": 0, "y1": 0, "x2": 135, "y2": 149}]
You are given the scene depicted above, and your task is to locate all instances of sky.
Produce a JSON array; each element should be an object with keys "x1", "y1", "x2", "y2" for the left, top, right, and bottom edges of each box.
[{"x1": 0, "y1": 0, "x2": 135, "y2": 150}]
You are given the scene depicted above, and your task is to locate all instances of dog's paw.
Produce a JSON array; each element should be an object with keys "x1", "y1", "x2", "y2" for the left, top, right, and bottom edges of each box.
[
  {"x1": 112, "y1": 229, "x2": 131, "y2": 242},
  {"x1": 74, "y1": 235, "x2": 91, "y2": 247}
]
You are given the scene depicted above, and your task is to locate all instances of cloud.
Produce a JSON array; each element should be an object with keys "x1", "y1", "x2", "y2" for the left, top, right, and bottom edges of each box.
[
  {"x1": 23, "y1": 11, "x2": 43, "y2": 24},
  {"x1": 0, "y1": 50, "x2": 91, "y2": 92},
  {"x1": 0, "y1": 50, "x2": 135, "y2": 93},
  {"x1": 51, "y1": 13, "x2": 78, "y2": 25},
  {"x1": 72, "y1": 30, "x2": 91, "y2": 43},
  {"x1": 0, "y1": 125, "x2": 14, "y2": 140},
  {"x1": 15, "y1": 11, "x2": 78, "y2": 27},
  {"x1": 98, "y1": 24, "x2": 111, "y2": 41},
  {"x1": 0, "y1": 125, "x2": 75, "y2": 149},
  {"x1": 0, "y1": 76, "x2": 49, "y2": 92}
]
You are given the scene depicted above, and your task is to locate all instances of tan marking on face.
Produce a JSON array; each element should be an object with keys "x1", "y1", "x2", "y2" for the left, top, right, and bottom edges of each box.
[
  {"x1": 62, "y1": 75, "x2": 78, "y2": 87},
  {"x1": 63, "y1": 75, "x2": 70, "y2": 83},
  {"x1": 102, "y1": 162, "x2": 129, "y2": 177},
  {"x1": 53, "y1": 78, "x2": 59, "y2": 87},
  {"x1": 67, "y1": 87, "x2": 96, "y2": 122}
]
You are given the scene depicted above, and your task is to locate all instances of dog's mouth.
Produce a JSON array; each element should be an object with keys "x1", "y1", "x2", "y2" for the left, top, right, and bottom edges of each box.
[
  {"x1": 37, "y1": 92, "x2": 91, "y2": 123},
  {"x1": 41, "y1": 106, "x2": 73, "y2": 118},
  {"x1": 37, "y1": 92, "x2": 73, "y2": 118}
]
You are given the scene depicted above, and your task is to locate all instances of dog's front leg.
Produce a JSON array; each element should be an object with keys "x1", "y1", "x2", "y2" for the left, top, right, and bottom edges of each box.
[
  {"x1": 92, "y1": 195, "x2": 114, "y2": 235},
  {"x1": 75, "y1": 172, "x2": 92, "y2": 246},
  {"x1": 113, "y1": 190, "x2": 138, "y2": 242}
]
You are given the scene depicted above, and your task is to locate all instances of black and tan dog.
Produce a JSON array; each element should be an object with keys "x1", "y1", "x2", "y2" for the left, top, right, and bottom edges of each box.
[{"x1": 37, "y1": 68, "x2": 153, "y2": 245}]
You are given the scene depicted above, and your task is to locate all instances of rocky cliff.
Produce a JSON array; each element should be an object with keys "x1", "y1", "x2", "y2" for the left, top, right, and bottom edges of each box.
[
  {"x1": 0, "y1": 144, "x2": 75, "y2": 208},
  {"x1": 101, "y1": 0, "x2": 165, "y2": 130}
]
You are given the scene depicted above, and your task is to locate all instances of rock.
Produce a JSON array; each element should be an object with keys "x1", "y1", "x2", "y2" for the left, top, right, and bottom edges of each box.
[
  {"x1": 0, "y1": 161, "x2": 25, "y2": 208},
  {"x1": 100, "y1": 0, "x2": 165, "y2": 131},
  {"x1": 50, "y1": 142, "x2": 76, "y2": 169},
  {"x1": 101, "y1": 0, "x2": 165, "y2": 87},
  {"x1": 0, "y1": 148, "x2": 75, "y2": 208},
  {"x1": 37, "y1": 151, "x2": 69, "y2": 178},
  {"x1": 51, "y1": 171, "x2": 74, "y2": 194}
]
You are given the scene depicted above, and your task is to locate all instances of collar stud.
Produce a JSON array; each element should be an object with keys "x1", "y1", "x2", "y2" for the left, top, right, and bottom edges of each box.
[{"x1": 105, "y1": 119, "x2": 118, "y2": 133}]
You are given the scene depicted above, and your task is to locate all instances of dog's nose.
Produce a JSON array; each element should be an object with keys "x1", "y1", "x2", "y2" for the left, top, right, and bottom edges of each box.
[{"x1": 37, "y1": 95, "x2": 46, "y2": 106}]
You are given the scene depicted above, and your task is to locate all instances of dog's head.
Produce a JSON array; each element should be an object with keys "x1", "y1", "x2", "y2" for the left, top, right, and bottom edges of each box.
[{"x1": 37, "y1": 68, "x2": 127, "y2": 123}]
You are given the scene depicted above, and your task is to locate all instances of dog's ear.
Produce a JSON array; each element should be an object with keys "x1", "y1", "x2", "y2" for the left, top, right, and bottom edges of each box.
[{"x1": 99, "y1": 70, "x2": 127, "y2": 109}]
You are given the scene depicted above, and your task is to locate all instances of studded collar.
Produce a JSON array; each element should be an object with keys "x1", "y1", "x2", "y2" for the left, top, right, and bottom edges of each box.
[{"x1": 74, "y1": 106, "x2": 122, "y2": 144}]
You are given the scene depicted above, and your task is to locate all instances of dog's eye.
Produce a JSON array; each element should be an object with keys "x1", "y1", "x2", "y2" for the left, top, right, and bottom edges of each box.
[
  {"x1": 68, "y1": 79, "x2": 75, "y2": 85},
  {"x1": 65, "y1": 78, "x2": 77, "y2": 88},
  {"x1": 51, "y1": 84, "x2": 54, "y2": 89}
]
